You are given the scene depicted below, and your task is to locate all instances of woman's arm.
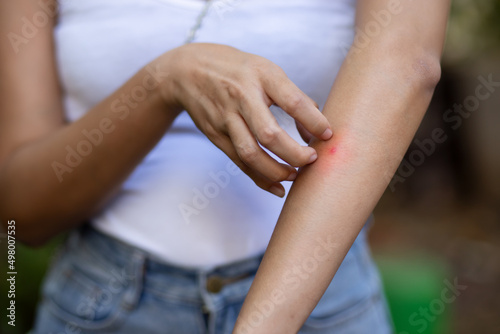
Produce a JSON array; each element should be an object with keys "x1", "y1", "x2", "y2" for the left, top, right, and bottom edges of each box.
[
  {"x1": 0, "y1": 0, "x2": 180, "y2": 246},
  {"x1": 0, "y1": 1, "x2": 331, "y2": 246},
  {"x1": 234, "y1": 0, "x2": 451, "y2": 332}
]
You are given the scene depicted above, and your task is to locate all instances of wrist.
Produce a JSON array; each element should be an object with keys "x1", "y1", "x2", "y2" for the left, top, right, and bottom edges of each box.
[{"x1": 142, "y1": 53, "x2": 183, "y2": 117}]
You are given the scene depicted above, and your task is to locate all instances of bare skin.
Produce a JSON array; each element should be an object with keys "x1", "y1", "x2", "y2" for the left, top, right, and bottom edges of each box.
[
  {"x1": 0, "y1": 1, "x2": 331, "y2": 246},
  {"x1": 1, "y1": 1, "x2": 450, "y2": 332},
  {"x1": 233, "y1": 0, "x2": 451, "y2": 333}
]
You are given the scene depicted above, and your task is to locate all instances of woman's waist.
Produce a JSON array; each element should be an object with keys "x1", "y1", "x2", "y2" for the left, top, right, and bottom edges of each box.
[{"x1": 89, "y1": 184, "x2": 282, "y2": 267}]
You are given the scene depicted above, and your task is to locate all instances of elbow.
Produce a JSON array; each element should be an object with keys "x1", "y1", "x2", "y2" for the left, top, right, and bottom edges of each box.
[
  {"x1": 410, "y1": 53, "x2": 442, "y2": 91},
  {"x1": 388, "y1": 44, "x2": 442, "y2": 93},
  {"x1": 362, "y1": 34, "x2": 443, "y2": 92},
  {"x1": 385, "y1": 49, "x2": 442, "y2": 98},
  {"x1": 0, "y1": 186, "x2": 87, "y2": 248},
  {"x1": 17, "y1": 228, "x2": 54, "y2": 248},
  {"x1": 1, "y1": 216, "x2": 54, "y2": 248},
  {"x1": 0, "y1": 202, "x2": 59, "y2": 248}
]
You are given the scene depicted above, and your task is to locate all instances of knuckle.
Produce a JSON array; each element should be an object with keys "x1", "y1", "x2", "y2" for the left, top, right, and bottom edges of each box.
[
  {"x1": 254, "y1": 58, "x2": 283, "y2": 82},
  {"x1": 283, "y1": 93, "x2": 305, "y2": 113},
  {"x1": 264, "y1": 60, "x2": 283, "y2": 75},
  {"x1": 226, "y1": 81, "x2": 245, "y2": 100},
  {"x1": 237, "y1": 143, "x2": 259, "y2": 164},
  {"x1": 257, "y1": 125, "x2": 281, "y2": 146},
  {"x1": 252, "y1": 56, "x2": 273, "y2": 72}
]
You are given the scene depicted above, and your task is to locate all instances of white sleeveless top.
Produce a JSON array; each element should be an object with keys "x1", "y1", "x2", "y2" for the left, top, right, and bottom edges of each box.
[{"x1": 55, "y1": 0, "x2": 356, "y2": 268}]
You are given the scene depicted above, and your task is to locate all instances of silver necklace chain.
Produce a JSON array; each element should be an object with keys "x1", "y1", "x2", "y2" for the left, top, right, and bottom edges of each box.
[{"x1": 184, "y1": 0, "x2": 215, "y2": 44}]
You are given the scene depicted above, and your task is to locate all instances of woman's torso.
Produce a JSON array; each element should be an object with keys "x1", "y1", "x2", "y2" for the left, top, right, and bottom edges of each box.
[{"x1": 55, "y1": 0, "x2": 356, "y2": 267}]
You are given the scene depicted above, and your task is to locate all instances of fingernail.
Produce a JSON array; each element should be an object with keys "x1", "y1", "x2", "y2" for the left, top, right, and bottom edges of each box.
[
  {"x1": 321, "y1": 128, "x2": 333, "y2": 140},
  {"x1": 286, "y1": 172, "x2": 297, "y2": 181},
  {"x1": 308, "y1": 153, "x2": 318, "y2": 164},
  {"x1": 269, "y1": 185, "x2": 285, "y2": 197}
]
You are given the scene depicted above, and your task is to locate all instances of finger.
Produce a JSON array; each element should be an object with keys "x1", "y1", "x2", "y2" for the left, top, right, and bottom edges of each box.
[
  {"x1": 295, "y1": 120, "x2": 314, "y2": 144},
  {"x1": 225, "y1": 113, "x2": 298, "y2": 182},
  {"x1": 262, "y1": 68, "x2": 332, "y2": 140},
  {"x1": 210, "y1": 133, "x2": 288, "y2": 197},
  {"x1": 310, "y1": 98, "x2": 320, "y2": 109},
  {"x1": 238, "y1": 96, "x2": 318, "y2": 167}
]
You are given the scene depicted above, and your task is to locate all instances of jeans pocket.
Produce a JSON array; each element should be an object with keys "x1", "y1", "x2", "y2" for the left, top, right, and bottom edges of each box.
[
  {"x1": 300, "y1": 294, "x2": 375, "y2": 331},
  {"x1": 41, "y1": 252, "x2": 137, "y2": 331},
  {"x1": 300, "y1": 236, "x2": 387, "y2": 332}
]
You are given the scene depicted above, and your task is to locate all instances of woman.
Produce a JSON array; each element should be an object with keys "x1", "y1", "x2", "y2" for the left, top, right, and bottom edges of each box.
[{"x1": 0, "y1": 0, "x2": 450, "y2": 333}]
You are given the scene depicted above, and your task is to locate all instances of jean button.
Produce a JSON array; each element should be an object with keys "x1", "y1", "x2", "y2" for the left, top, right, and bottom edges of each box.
[{"x1": 206, "y1": 276, "x2": 224, "y2": 293}]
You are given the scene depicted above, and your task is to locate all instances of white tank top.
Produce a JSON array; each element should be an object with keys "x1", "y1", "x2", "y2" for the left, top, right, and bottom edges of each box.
[{"x1": 55, "y1": 0, "x2": 356, "y2": 268}]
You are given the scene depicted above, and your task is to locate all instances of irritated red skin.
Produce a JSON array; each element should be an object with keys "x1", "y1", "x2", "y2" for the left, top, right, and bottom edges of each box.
[
  {"x1": 304, "y1": 137, "x2": 347, "y2": 174},
  {"x1": 310, "y1": 143, "x2": 341, "y2": 174}
]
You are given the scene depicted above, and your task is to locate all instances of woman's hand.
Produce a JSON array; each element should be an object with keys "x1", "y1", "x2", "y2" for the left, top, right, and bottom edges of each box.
[{"x1": 159, "y1": 43, "x2": 332, "y2": 196}]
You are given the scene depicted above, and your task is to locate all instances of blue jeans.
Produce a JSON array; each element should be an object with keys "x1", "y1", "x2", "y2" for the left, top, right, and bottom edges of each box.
[{"x1": 32, "y1": 224, "x2": 393, "y2": 333}]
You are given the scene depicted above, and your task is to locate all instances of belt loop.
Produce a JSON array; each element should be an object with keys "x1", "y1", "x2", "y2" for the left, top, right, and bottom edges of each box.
[
  {"x1": 199, "y1": 269, "x2": 217, "y2": 310},
  {"x1": 198, "y1": 269, "x2": 209, "y2": 302},
  {"x1": 198, "y1": 269, "x2": 218, "y2": 334}
]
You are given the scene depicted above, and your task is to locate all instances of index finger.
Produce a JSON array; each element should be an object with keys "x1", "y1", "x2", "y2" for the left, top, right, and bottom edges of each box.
[{"x1": 262, "y1": 68, "x2": 332, "y2": 141}]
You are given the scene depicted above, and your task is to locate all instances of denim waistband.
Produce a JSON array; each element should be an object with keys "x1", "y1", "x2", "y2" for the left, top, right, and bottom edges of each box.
[
  {"x1": 35, "y1": 219, "x2": 388, "y2": 334},
  {"x1": 73, "y1": 224, "x2": 263, "y2": 276}
]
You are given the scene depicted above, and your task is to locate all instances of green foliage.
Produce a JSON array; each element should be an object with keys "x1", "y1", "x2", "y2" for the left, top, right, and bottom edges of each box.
[
  {"x1": 447, "y1": 0, "x2": 500, "y2": 62},
  {"x1": 1, "y1": 236, "x2": 64, "y2": 334}
]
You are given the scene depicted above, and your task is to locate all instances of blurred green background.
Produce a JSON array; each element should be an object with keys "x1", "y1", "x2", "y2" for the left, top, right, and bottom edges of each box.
[
  {"x1": 1, "y1": 1, "x2": 500, "y2": 333},
  {"x1": 370, "y1": 0, "x2": 500, "y2": 333}
]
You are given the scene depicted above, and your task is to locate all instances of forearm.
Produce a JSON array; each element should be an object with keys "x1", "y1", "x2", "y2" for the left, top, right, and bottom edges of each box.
[
  {"x1": 0, "y1": 60, "x2": 180, "y2": 246},
  {"x1": 235, "y1": 57, "x2": 438, "y2": 334},
  {"x1": 234, "y1": 1, "x2": 450, "y2": 332}
]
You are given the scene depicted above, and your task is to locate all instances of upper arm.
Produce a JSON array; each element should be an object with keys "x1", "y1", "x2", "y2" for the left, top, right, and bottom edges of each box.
[
  {"x1": 354, "y1": 0, "x2": 450, "y2": 59},
  {"x1": 351, "y1": 0, "x2": 450, "y2": 88},
  {"x1": 0, "y1": 0, "x2": 64, "y2": 163}
]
